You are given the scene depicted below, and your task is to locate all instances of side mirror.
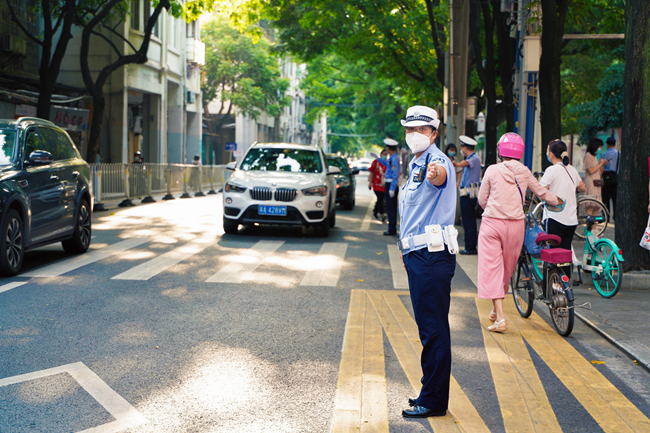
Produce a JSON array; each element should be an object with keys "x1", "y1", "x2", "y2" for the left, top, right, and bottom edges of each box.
[
  {"x1": 328, "y1": 166, "x2": 341, "y2": 175},
  {"x1": 351, "y1": 169, "x2": 360, "y2": 176},
  {"x1": 226, "y1": 162, "x2": 237, "y2": 171},
  {"x1": 27, "y1": 150, "x2": 53, "y2": 166}
]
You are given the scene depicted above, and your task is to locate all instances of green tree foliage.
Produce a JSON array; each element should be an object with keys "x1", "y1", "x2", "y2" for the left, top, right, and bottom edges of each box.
[
  {"x1": 570, "y1": 62, "x2": 624, "y2": 143},
  {"x1": 299, "y1": 53, "x2": 404, "y2": 156},
  {"x1": 560, "y1": 0, "x2": 625, "y2": 137},
  {"x1": 202, "y1": 16, "x2": 290, "y2": 123}
]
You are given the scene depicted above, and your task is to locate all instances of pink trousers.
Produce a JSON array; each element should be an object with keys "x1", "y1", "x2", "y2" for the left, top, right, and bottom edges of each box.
[{"x1": 477, "y1": 217, "x2": 525, "y2": 300}]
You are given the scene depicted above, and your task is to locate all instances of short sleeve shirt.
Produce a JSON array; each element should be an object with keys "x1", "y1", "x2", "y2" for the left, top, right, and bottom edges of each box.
[
  {"x1": 399, "y1": 144, "x2": 457, "y2": 254},
  {"x1": 601, "y1": 148, "x2": 620, "y2": 173},
  {"x1": 459, "y1": 152, "x2": 481, "y2": 188},
  {"x1": 539, "y1": 163, "x2": 582, "y2": 226}
]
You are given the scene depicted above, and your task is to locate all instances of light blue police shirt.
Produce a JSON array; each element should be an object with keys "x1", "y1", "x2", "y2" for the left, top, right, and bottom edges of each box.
[
  {"x1": 601, "y1": 148, "x2": 620, "y2": 173},
  {"x1": 385, "y1": 153, "x2": 400, "y2": 192},
  {"x1": 399, "y1": 144, "x2": 457, "y2": 255},
  {"x1": 459, "y1": 152, "x2": 481, "y2": 188}
]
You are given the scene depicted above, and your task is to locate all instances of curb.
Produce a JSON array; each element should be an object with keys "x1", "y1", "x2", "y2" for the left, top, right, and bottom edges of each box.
[
  {"x1": 575, "y1": 310, "x2": 650, "y2": 374},
  {"x1": 577, "y1": 270, "x2": 650, "y2": 292}
]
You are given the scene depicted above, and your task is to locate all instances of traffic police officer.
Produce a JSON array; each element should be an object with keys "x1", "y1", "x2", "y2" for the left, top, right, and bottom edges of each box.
[
  {"x1": 453, "y1": 135, "x2": 481, "y2": 254},
  {"x1": 383, "y1": 138, "x2": 400, "y2": 235},
  {"x1": 398, "y1": 105, "x2": 457, "y2": 418}
]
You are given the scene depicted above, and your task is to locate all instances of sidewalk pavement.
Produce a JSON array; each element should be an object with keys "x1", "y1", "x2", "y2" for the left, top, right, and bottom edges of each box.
[{"x1": 456, "y1": 222, "x2": 650, "y2": 374}]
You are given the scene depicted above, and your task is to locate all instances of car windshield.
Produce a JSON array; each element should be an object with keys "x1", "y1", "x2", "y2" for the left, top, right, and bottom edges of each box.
[
  {"x1": 326, "y1": 157, "x2": 350, "y2": 175},
  {"x1": 0, "y1": 130, "x2": 16, "y2": 165},
  {"x1": 241, "y1": 148, "x2": 323, "y2": 173}
]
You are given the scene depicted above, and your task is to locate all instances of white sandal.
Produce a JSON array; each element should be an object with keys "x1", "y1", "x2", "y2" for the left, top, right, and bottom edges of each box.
[
  {"x1": 488, "y1": 310, "x2": 497, "y2": 321},
  {"x1": 488, "y1": 319, "x2": 507, "y2": 333}
]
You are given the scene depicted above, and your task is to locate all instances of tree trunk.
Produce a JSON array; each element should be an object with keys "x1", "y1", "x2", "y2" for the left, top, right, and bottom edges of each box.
[
  {"x1": 618, "y1": 0, "x2": 650, "y2": 271},
  {"x1": 87, "y1": 95, "x2": 105, "y2": 163},
  {"x1": 494, "y1": 0, "x2": 517, "y2": 131},
  {"x1": 469, "y1": 0, "x2": 498, "y2": 166},
  {"x1": 539, "y1": 0, "x2": 572, "y2": 170}
]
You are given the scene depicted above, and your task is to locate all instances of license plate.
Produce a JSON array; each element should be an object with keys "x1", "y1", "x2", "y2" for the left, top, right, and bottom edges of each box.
[{"x1": 258, "y1": 205, "x2": 287, "y2": 216}]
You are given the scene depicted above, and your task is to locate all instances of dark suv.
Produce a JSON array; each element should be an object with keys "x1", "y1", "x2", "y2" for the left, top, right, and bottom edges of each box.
[
  {"x1": 326, "y1": 155, "x2": 359, "y2": 210},
  {"x1": 0, "y1": 117, "x2": 93, "y2": 276}
]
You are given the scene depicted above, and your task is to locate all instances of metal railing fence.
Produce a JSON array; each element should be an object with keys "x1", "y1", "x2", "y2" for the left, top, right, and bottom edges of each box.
[{"x1": 90, "y1": 163, "x2": 225, "y2": 209}]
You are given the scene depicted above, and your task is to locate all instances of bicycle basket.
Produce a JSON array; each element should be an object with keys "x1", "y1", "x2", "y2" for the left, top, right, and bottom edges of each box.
[{"x1": 524, "y1": 214, "x2": 545, "y2": 256}]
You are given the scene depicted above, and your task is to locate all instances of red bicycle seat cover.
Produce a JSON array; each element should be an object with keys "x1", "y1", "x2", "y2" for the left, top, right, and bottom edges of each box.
[
  {"x1": 540, "y1": 248, "x2": 572, "y2": 264},
  {"x1": 535, "y1": 233, "x2": 561, "y2": 246}
]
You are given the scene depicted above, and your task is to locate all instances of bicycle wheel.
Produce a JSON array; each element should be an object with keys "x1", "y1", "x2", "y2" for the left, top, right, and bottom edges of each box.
[
  {"x1": 591, "y1": 241, "x2": 622, "y2": 298},
  {"x1": 511, "y1": 259, "x2": 534, "y2": 318},
  {"x1": 575, "y1": 197, "x2": 609, "y2": 240},
  {"x1": 547, "y1": 268, "x2": 574, "y2": 337}
]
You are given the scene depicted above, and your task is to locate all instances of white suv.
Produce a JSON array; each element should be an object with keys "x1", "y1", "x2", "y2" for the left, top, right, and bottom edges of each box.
[{"x1": 222, "y1": 143, "x2": 340, "y2": 236}]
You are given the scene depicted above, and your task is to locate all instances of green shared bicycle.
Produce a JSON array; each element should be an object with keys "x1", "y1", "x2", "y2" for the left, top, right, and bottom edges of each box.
[{"x1": 572, "y1": 215, "x2": 624, "y2": 298}]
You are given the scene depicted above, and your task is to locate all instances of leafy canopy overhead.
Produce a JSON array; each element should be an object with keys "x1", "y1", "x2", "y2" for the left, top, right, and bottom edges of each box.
[{"x1": 201, "y1": 15, "x2": 290, "y2": 120}]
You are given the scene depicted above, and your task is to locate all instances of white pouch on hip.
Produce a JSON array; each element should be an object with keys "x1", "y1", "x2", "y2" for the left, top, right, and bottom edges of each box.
[
  {"x1": 443, "y1": 225, "x2": 459, "y2": 255},
  {"x1": 425, "y1": 224, "x2": 445, "y2": 252}
]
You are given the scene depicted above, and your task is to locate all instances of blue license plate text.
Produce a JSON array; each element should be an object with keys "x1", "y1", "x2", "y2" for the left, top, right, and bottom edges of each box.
[{"x1": 258, "y1": 205, "x2": 287, "y2": 216}]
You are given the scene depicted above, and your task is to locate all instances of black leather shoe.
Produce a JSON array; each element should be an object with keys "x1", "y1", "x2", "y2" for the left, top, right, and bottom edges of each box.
[
  {"x1": 408, "y1": 397, "x2": 417, "y2": 407},
  {"x1": 402, "y1": 405, "x2": 446, "y2": 418},
  {"x1": 383, "y1": 231, "x2": 397, "y2": 236},
  {"x1": 459, "y1": 249, "x2": 477, "y2": 255}
]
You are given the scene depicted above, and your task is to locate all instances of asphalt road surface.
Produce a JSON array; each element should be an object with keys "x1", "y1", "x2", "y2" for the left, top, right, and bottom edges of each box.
[{"x1": 1, "y1": 177, "x2": 650, "y2": 432}]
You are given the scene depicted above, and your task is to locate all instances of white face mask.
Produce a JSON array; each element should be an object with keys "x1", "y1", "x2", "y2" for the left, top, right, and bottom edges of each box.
[{"x1": 405, "y1": 132, "x2": 432, "y2": 153}]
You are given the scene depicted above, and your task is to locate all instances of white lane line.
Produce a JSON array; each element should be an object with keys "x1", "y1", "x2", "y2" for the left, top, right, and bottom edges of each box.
[
  {"x1": 387, "y1": 244, "x2": 409, "y2": 289},
  {"x1": 206, "y1": 240, "x2": 285, "y2": 283},
  {"x1": 23, "y1": 238, "x2": 152, "y2": 278},
  {"x1": 112, "y1": 236, "x2": 216, "y2": 281},
  {"x1": 300, "y1": 242, "x2": 348, "y2": 287},
  {"x1": 0, "y1": 281, "x2": 28, "y2": 294},
  {"x1": 360, "y1": 200, "x2": 374, "y2": 231},
  {"x1": 0, "y1": 362, "x2": 147, "y2": 432}
]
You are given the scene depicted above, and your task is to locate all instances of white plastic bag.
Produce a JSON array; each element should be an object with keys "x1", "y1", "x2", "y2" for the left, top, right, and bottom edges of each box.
[{"x1": 640, "y1": 215, "x2": 650, "y2": 250}]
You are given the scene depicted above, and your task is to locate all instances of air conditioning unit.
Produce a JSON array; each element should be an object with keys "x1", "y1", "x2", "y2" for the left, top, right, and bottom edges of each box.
[
  {"x1": 3, "y1": 36, "x2": 26, "y2": 55},
  {"x1": 186, "y1": 91, "x2": 196, "y2": 104}
]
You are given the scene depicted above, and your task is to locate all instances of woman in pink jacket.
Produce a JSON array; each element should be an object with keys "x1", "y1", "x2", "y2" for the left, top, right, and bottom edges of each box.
[{"x1": 477, "y1": 133, "x2": 561, "y2": 333}]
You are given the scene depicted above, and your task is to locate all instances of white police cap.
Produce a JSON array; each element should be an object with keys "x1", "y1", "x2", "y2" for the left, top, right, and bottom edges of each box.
[
  {"x1": 384, "y1": 138, "x2": 399, "y2": 146},
  {"x1": 400, "y1": 105, "x2": 441, "y2": 130},
  {"x1": 459, "y1": 135, "x2": 478, "y2": 147}
]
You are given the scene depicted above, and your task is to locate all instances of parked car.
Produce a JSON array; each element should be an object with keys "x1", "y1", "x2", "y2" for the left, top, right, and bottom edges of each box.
[
  {"x1": 0, "y1": 117, "x2": 93, "y2": 276},
  {"x1": 222, "y1": 143, "x2": 340, "y2": 236},
  {"x1": 326, "y1": 155, "x2": 358, "y2": 210}
]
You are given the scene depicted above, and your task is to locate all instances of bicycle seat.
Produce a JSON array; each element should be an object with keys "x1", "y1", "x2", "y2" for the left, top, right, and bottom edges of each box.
[
  {"x1": 535, "y1": 233, "x2": 561, "y2": 246},
  {"x1": 541, "y1": 248, "x2": 572, "y2": 264}
]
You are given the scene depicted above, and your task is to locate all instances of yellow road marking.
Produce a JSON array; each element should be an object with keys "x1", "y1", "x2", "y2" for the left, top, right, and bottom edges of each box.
[
  {"x1": 361, "y1": 298, "x2": 388, "y2": 433},
  {"x1": 331, "y1": 290, "x2": 365, "y2": 432},
  {"x1": 383, "y1": 293, "x2": 490, "y2": 433},
  {"x1": 476, "y1": 298, "x2": 561, "y2": 432},
  {"x1": 508, "y1": 296, "x2": 650, "y2": 433}
]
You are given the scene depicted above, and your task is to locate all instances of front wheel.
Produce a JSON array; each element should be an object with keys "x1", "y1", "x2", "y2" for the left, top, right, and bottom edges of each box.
[
  {"x1": 0, "y1": 209, "x2": 24, "y2": 276},
  {"x1": 62, "y1": 200, "x2": 91, "y2": 254},
  {"x1": 315, "y1": 217, "x2": 330, "y2": 237},
  {"x1": 511, "y1": 259, "x2": 534, "y2": 318},
  {"x1": 329, "y1": 208, "x2": 336, "y2": 228},
  {"x1": 591, "y1": 241, "x2": 622, "y2": 298},
  {"x1": 548, "y1": 267, "x2": 574, "y2": 337}
]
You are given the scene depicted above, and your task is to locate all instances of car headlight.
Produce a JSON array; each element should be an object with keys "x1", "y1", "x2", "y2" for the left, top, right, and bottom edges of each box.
[
  {"x1": 336, "y1": 177, "x2": 351, "y2": 188},
  {"x1": 224, "y1": 182, "x2": 247, "y2": 193},
  {"x1": 302, "y1": 185, "x2": 328, "y2": 196}
]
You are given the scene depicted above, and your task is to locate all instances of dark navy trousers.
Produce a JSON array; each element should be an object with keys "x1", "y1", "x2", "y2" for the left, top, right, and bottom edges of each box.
[
  {"x1": 403, "y1": 247, "x2": 456, "y2": 410},
  {"x1": 460, "y1": 196, "x2": 478, "y2": 251},
  {"x1": 384, "y1": 182, "x2": 398, "y2": 233}
]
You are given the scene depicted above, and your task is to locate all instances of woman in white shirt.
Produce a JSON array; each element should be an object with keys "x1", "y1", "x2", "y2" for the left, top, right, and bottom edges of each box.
[{"x1": 539, "y1": 140, "x2": 587, "y2": 276}]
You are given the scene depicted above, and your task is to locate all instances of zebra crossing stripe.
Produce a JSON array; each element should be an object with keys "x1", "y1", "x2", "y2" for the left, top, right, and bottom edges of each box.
[
  {"x1": 112, "y1": 236, "x2": 216, "y2": 281},
  {"x1": 23, "y1": 238, "x2": 152, "y2": 278},
  {"x1": 0, "y1": 282, "x2": 28, "y2": 294},
  {"x1": 205, "y1": 240, "x2": 285, "y2": 283},
  {"x1": 387, "y1": 244, "x2": 408, "y2": 289},
  {"x1": 300, "y1": 243, "x2": 348, "y2": 287}
]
